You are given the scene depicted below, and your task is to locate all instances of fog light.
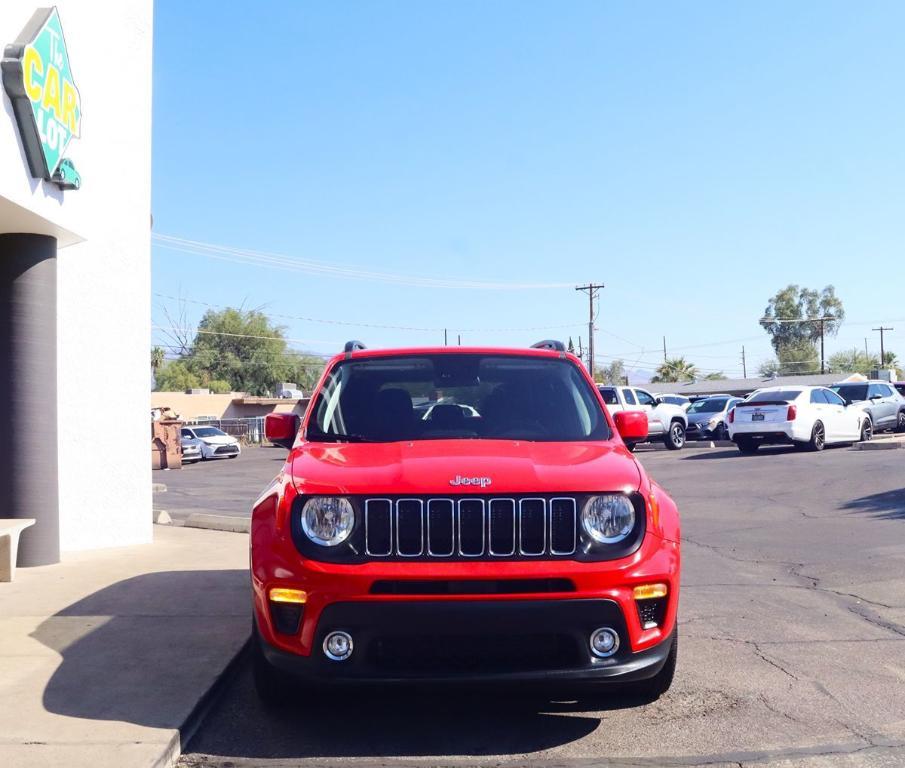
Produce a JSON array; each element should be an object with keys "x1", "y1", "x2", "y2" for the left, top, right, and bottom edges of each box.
[
  {"x1": 323, "y1": 631, "x2": 353, "y2": 661},
  {"x1": 269, "y1": 587, "x2": 307, "y2": 604},
  {"x1": 590, "y1": 627, "x2": 620, "y2": 658}
]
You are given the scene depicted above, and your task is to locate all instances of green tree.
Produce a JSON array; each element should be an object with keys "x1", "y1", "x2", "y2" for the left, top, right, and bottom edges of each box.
[
  {"x1": 154, "y1": 307, "x2": 327, "y2": 395},
  {"x1": 150, "y1": 346, "x2": 165, "y2": 373},
  {"x1": 597, "y1": 359, "x2": 626, "y2": 385},
  {"x1": 704, "y1": 371, "x2": 725, "y2": 380},
  {"x1": 154, "y1": 360, "x2": 200, "y2": 391},
  {"x1": 650, "y1": 357, "x2": 697, "y2": 383},
  {"x1": 567, "y1": 337, "x2": 575, "y2": 355},
  {"x1": 760, "y1": 285, "x2": 845, "y2": 355},
  {"x1": 758, "y1": 339, "x2": 820, "y2": 377},
  {"x1": 828, "y1": 349, "x2": 900, "y2": 377}
]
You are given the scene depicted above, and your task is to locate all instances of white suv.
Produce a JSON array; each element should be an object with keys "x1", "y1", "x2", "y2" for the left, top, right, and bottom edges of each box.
[
  {"x1": 830, "y1": 380, "x2": 905, "y2": 434},
  {"x1": 728, "y1": 386, "x2": 869, "y2": 453}
]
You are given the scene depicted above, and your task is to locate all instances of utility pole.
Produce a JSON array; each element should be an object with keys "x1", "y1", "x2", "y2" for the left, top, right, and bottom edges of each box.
[
  {"x1": 444, "y1": 328, "x2": 448, "y2": 346},
  {"x1": 457, "y1": 334, "x2": 461, "y2": 346},
  {"x1": 577, "y1": 336, "x2": 584, "y2": 365},
  {"x1": 662, "y1": 336, "x2": 667, "y2": 363},
  {"x1": 819, "y1": 318, "x2": 826, "y2": 374},
  {"x1": 873, "y1": 326, "x2": 893, "y2": 366},
  {"x1": 741, "y1": 346, "x2": 747, "y2": 378},
  {"x1": 576, "y1": 283, "x2": 604, "y2": 377},
  {"x1": 864, "y1": 338, "x2": 869, "y2": 358}
]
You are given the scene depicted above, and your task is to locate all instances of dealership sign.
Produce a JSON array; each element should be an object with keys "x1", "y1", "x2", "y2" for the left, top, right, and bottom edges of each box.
[{"x1": 2, "y1": 7, "x2": 81, "y2": 189}]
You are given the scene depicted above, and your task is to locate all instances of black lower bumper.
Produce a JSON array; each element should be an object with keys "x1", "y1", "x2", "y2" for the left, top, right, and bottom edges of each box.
[{"x1": 260, "y1": 599, "x2": 674, "y2": 686}]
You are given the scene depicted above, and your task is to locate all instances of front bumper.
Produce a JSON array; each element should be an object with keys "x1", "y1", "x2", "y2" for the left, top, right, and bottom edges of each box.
[{"x1": 258, "y1": 598, "x2": 675, "y2": 686}]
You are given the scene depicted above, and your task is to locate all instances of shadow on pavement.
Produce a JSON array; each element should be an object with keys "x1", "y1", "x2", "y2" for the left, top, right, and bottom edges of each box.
[
  {"x1": 31, "y1": 570, "x2": 249, "y2": 734},
  {"x1": 185, "y1": 662, "x2": 651, "y2": 759},
  {"x1": 843, "y1": 488, "x2": 905, "y2": 520}
]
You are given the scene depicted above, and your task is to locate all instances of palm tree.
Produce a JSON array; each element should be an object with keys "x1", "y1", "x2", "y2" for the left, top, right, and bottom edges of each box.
[
  {"x1": 150, "y1": 346, "x2": 165, "y2": 375},
  {"x1": 650, "y1": 357, "x2": 698, "y2": 383}
]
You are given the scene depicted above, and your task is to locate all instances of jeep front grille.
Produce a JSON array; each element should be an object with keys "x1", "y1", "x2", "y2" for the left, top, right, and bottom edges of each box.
[{"x1": 364, "y1": 496, "x2": 577, "y2": 559}]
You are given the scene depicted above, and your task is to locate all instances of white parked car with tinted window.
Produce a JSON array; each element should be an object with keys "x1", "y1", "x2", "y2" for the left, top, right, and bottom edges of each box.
[
  {"x1": 181, "y1": 426, "x2": 241, "y2": 460},
  {"x1": 727, "y1": 386, "x2": 869, "y2": 453}
]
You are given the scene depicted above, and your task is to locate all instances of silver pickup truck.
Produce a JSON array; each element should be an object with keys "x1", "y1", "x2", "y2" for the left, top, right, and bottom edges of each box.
[{"x1": 598, "y1": 385, "x2": 688, "y2": 450}]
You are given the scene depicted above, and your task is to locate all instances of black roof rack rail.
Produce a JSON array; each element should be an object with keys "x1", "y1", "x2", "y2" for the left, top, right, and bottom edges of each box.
[
  {"x1": 530, "y1": 339, "x2": 566, "y2": 352},
  {"x1": 343, "y1": 340, "x2": 367, "y2": 358}
]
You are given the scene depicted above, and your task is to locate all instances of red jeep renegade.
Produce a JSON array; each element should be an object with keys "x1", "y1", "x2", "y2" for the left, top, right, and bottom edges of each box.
[{"x1": 251, "y1": 340, "x2": 680, "y2": 702}]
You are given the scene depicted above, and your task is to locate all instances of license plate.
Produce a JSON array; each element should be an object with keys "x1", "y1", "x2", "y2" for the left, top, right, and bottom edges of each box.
[{"x1": 752, "y1": 413, "x2": 765, "y2": 421}]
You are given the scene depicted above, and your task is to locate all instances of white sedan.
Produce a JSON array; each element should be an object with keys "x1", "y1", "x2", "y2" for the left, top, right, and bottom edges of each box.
[
  {"x1": 180, "y1": 426, "x2": 241, "y2": 460},
  {"x1": 727, "y1": 385, "x2": 870, "y2": 453}
]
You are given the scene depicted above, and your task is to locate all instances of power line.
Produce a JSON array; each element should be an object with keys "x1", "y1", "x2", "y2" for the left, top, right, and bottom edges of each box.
[
  {"x1": 153, "y1": 292, "x2": 585, "y2": 334},
  {"x1": 152, "y1": 233, "x2": 577, "y2": 291}
]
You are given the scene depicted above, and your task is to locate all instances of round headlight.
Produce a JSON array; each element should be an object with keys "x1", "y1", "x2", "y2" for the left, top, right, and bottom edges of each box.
[
  {"x1": 301, "y1": 497, "x2": 355, "y2": 546},
  {"x1": 581, "y1": 494, "x2": 635, "y2": 544}
]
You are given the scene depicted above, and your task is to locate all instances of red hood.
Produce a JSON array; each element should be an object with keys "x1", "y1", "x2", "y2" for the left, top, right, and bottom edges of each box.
[{"x1": 288, "y1": 439, "x2": 643, "y2": 496}]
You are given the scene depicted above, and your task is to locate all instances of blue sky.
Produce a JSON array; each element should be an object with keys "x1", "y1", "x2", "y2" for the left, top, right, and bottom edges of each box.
[{"x1": 152, "y1": 0, "x2": 905, "y2": 378}]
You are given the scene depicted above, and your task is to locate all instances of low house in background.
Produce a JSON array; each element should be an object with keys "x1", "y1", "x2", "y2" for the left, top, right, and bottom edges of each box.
[
  {"x1": 652, "y1": 373, "x2": 859, "y2": 399},
  {"x1": 150, "y1": 391, "x2": 310, "y2": 422}
]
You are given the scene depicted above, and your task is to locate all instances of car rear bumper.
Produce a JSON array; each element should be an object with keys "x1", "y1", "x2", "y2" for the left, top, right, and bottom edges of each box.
[
  {"x1": 730, "y1": 421, "x2": 808, "y2": 442},
  {"x1": 258, "y1": 598, "x2": 675, "y2": 686}
]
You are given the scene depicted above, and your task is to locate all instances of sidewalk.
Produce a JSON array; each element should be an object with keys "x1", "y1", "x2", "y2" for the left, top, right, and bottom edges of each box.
[{"x1": 0, "y1": 524, "x2": 249, "y2": 768}]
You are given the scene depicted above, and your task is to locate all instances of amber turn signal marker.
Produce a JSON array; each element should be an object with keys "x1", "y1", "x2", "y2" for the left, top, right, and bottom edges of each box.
[
  {"x1": 633, "y1": 583, "x2": 668, "y2": 600},
  {"x1": 269, "y1": 587, "x2": 308, "y2": 604}
]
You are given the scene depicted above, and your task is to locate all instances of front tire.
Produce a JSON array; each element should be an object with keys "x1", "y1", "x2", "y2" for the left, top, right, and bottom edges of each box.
[
  {"x1": 897, "y1": 411, "x2": 905, "y2": 433},
  {"x1": 808, "y1": 421, "x2": 826, "y2": 451},
  {"x1": 252, "y1": 621, "x2": 295, "y2": 707},
  {"x1": 632, "y1": 629, "x2": 677, "y2": 702},
  {"x1": 860, "y1": 418, "x2": 873, "y2": 442},
  {"x1": 664, "y1": 421, "x2": 685, "y2": 450}
]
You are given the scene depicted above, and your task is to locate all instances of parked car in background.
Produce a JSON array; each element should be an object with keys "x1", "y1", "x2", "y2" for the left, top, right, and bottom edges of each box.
[
  {"x1": 181, "y1": 426, "x2": 241, "y2": 460},
  {"x1": 727, "y1": 386, "x2": 869, "y2": 453},
  {"x1": 655, "y1": 393, "x2": 691, "y2": 409},
  {"x1": 830, "y1": 380, "x2": 905, "y2": 434},
  {"x1": 894, "y1": 382, "x2": 905, "y2": 398},
  {"x1": 598, "y1": 385, "x2": 688, "y2": 450},
  {"x1": 180, "y1": 435, "x2": 203, "y2": 463},
  {"x1": 685, "y1": 395, "x2": 743, "y2": 441}
]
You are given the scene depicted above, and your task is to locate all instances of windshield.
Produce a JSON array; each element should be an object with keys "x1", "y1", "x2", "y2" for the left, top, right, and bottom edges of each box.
[
  {"x1": 192, "y1": 427, "x2": 226, "y2": 438},
  {"x1": 308, "y1": 354, "x2": 610, "y2": 442},
  {"x1": 747, "y1": 389, "x2": 802, "y2": 403},
  {"x1": 687, "y1": 397, "x2": 728, "y2": 414},
  {"x1": 831, "y1": 384, "x2": 868, "y2": 403}
]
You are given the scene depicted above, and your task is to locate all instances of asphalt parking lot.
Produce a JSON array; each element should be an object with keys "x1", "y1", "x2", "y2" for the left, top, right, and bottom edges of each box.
[
  {"x1": 154, "y1": 446, "x2": 286, "y2": 523},
  {"x1": 177, "y1": 442, "x2": 905, "y2": 768}
]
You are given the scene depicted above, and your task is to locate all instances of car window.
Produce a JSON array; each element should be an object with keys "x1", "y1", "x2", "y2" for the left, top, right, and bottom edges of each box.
[
  {"x1": 598, "y1": 387, "x2": 618, "y2": 405},
  {"x1": 192, "y1": 427, "x2": 226, "y2": 438},
  {"x1": 824, "y1": 389, "x2": 845, "y2": 407},
  {"x1": 308, "y1": 354, "x2": 611, "y2": 443},
  {"x1": 621, "y1": 388, "x2": 636, "y2": 405},
  {"x1": 810, "y1": 390, "x2": 827, "y2": 404},
  {"x1": 747, "y1": 389, "x2": 802, "y2": 403},
  {"x1": 181, "y1": 429, "x2": 192, "y2": 438},
  {"x1": 880, "y1": 384, "x2": 894, "y2": 397},
  {"x1": 688, "y1": 397, "x2": 728, "y2": 413},
  {"x1": 635, "y1": 389, "x2": 655, "y2": 406}
]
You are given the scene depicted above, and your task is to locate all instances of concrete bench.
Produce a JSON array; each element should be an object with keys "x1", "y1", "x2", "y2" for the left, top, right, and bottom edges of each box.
[{"x1": 0, "y1": 519, "x2": 35, "y2": 582}]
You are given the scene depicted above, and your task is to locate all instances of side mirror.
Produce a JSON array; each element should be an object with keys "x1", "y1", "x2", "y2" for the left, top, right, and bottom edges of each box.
[
  {"x1": 614, "y1": 410, "x2": 649, "y2": 442},
  {"x1": 265, "y1": 413, "x2": 300, "y2": 450}
]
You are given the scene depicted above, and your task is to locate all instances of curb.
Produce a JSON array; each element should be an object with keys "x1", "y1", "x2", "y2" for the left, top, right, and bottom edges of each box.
[
  {"x1": 153, "y1": 637, "x2": 251, "y2": 768},
  {"x1": 183, "y1": 513, "x2": 250, "y2": 533},
  {"x1": 854, "y1": 440, "x2": 901, "y2": 451}
]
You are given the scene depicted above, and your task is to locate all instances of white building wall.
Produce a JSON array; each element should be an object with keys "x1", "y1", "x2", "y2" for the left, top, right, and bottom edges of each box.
[{"x1": 0, "y1": 1, "x2": 154, "y2": 551}]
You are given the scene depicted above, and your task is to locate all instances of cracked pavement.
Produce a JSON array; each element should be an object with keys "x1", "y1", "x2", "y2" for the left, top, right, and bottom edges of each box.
[{"x1": 179, "y1": 444, "x2": 905, "y2": 767}]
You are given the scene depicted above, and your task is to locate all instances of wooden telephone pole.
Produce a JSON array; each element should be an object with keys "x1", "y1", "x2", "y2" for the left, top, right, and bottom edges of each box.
[{"x1": 575, "y1": 283, "x2": 604, "y2": 376}]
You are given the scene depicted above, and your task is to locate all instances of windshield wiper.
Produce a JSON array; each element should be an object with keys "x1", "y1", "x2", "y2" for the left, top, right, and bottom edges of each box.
[{"x1": 307, "y1": 432, "x2": 375, "y2": 443}]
